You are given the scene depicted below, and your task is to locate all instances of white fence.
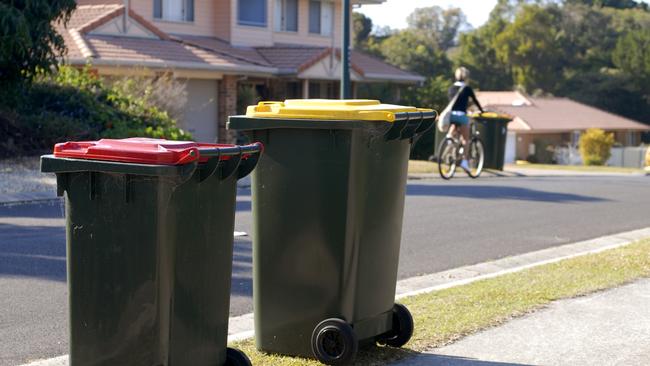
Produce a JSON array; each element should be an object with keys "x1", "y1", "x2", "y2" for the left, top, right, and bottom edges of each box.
[{"x1": 554, "y1": 146, "x2": 648, "y2": 168}]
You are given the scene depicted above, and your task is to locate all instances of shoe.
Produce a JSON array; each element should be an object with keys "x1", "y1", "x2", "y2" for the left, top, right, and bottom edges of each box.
[{"x1": 460, "y1": 159, "x2": 470, "y2": 171}]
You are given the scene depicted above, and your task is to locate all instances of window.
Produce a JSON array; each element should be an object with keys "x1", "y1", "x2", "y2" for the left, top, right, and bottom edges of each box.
[
  {"x1": 153, "y1": 0, "x2": 194, "y2": 22},
  {"x1": 309, "y1": 0, "x2": 333, "y2": 36},
  {"x1": 275, "y1": 0, "x2": 298, "y2": 32},
  {"x1": 239, "y1": 0, "x2": 267, "y2": 27}
]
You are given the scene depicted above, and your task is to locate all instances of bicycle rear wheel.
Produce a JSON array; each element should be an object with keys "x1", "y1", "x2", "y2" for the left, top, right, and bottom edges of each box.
[
  {"x1": 466, "y1": 138, "x2": 485, "y2": 179},
  {"x1": 438, "y1": 138, "x2": 458, "y2": 180}
]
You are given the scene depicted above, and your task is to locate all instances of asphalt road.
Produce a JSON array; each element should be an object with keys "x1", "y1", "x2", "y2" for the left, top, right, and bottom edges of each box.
[{"x1": 1, "y1": 175, "x2": 649, "y2": 365}]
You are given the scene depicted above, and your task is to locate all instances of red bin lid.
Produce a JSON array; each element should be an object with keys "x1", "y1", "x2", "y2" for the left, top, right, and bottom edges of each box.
[{"x1": 53, "y1": 138, "x2": 224, "y2": 165}]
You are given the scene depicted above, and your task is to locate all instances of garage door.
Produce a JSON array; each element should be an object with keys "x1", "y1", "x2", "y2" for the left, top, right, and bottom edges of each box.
[{"x1": 182, "y1": 79, "x2": 219, "y2": 143}]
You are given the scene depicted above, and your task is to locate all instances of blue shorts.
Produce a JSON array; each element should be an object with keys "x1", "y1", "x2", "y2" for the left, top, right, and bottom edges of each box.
[{"x1": 450, "y1": 112, "x2": 469, "y2": 125}]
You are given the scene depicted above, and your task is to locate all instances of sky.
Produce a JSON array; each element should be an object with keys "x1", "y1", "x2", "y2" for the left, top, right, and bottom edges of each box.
[{"x1": 356, "y1": 0, "x2": 650, "y2": 30}]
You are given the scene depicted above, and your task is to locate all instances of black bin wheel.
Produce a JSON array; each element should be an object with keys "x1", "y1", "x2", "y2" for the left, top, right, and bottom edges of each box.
[
  {"x1": 311, "y1": 318, "x2": 358, "y2": 365},
  {"x1": 377, "y1": 303, "x2": 414, "y2": 348},
  {"x1": 224, "y1": 347, "x2": 252, "y2": 366}
]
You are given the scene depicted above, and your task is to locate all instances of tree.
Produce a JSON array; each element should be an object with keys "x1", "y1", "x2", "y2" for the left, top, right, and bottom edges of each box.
[
  {"x1": 612, "y1": 29, "x2": 650, "y2": 83},
  {"x1": 406, "y1": 6, "x2": 469, "y2": 51},
  {"x1": 0, "y1": 0, "x2": 76, "y2": 86},
  {"x1": 494, "y1": 4, "x2": 569, "y2": 92},
  {"x1": 379, "y1": 30, "x2": 451, "y2": 78},
  {"x1": 353, "y1": 12, "x2": 373, "y2": 49},
  {"x1": 564, "y1": 0, "x2": 648, "y2": 10},
  {"x1": 455, "y1": 19, "x2": 513, "y2": 90},
  {"x1": 489, "y1": 0, "x2": 547, "y2": 21}
]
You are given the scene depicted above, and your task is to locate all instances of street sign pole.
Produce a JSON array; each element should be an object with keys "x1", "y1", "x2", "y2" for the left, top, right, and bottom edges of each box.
[{"x1": 341, "y1": 0, "x2": 351, "y2": 99}]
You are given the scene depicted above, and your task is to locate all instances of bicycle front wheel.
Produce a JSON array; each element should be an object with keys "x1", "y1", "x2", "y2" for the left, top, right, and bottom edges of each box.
[
  {"x1": 438, "y1": 138, "x2": 458, "y2": 180},
  {"x1": 467, "y1": 138, "x2": 485, "y2": 179}
]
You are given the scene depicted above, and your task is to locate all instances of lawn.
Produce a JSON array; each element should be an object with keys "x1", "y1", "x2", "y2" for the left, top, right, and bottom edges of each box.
[
  {"x1": 230, "y1": 238, "x2": 650, "y2": 365},
  {"x1": 408, "y1": 160, "x2": 436, "y2": 174}
]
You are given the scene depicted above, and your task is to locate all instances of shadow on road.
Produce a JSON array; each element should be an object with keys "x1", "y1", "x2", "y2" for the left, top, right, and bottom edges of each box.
[
  {"x1": 406, "y1": 184, "x2": 608, "y2": 203},
  {"x1": 354, "y1": 346, "x2": 533, "y2": 366},
  {"x1": 236, "y1": 199, "x2": 251, "y2": 212},
  {"x1": 0, "y1": 200, "x2": 64, "y2": 218},
  {"x1": 0, "y1": 223, "x2": 67, "y2": 282},
  {"x1": 399, "y1": 354, "x2": 533, "y2": 366}
]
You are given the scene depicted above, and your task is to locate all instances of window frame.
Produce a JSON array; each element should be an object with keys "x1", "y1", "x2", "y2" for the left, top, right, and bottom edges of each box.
[
  {"x1": 275, "y1": 0, "x2": 299, "y2": 33},
  {"x1": 238, "y1": 0, "x2": 268, "y2": 28},
  {"x1": 153, "y1": 0, "x2": 194, "y2": 23},
  {"x1": 308, "y1": 0, "x2": 321, "y2": 34},
  {"x1": 309, "y1": 0, "x2": 334, "y2": 36}
]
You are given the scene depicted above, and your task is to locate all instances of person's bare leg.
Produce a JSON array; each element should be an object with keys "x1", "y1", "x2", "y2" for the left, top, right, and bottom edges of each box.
[
  {"x1": 460, "y1": 124, "x2": 470, "y2": 159},
  {"x1": 447, "y1": 123, "x2": 457, "y2": 138}
]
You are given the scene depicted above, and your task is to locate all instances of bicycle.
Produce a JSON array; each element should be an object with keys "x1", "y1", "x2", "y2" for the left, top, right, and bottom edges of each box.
[{"x1": 437, "y1": 120, "x2": 485, "y2": 180}]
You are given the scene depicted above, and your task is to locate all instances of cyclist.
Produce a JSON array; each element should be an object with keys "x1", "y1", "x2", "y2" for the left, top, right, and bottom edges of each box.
[{"x1": 447, "y1": 67, "x2": 484, "y2": 171}]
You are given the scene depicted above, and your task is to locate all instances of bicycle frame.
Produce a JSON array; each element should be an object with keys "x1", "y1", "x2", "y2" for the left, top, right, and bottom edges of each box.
[{"x1": 438, "y1": 121, "x2": 485, "y2": 180}]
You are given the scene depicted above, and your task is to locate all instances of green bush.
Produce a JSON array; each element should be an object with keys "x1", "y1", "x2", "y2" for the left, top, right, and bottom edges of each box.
[
  {"x1": 579, "y1": 128, "x2": 615, "y2": 166},
  {"x1": 108, "y1": 71, "x2": 188, "y2": 121},
  {"x1": 0, "y1": 66, "x2": 191, "y2": 157}
]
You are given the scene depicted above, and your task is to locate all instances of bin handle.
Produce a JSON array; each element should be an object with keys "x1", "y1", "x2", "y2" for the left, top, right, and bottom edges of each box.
[
  {"x1": 236, "y1": 142, "x2": 263, "y2": 179},
  {"x1": 196, "y1": 143, "x2": 263, "y2": 182},
  {"x1": 198, "y1": 143, "x2": 263, "y2": 158}
]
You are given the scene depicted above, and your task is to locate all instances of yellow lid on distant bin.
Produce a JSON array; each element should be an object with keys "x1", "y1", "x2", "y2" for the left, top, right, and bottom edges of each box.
[
  {"x1": 246, "y1": 99, "x2": 434, "y2": 123},
  {"x1": 470, "y1": 111, "x2": 514, "y2": 120}
]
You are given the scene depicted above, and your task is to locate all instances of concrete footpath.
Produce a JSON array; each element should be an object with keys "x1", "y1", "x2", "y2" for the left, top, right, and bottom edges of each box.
[{"x1": 392, "y1": 278, "x2": 650, "y2": 366}]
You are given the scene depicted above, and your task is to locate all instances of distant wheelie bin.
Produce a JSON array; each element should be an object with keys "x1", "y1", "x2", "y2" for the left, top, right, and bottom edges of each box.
[
  {"x1": 228, "y1": 100, "x2": 436, "y2": 365},
  {"x1": 41, "y1": 138, "x2": 262, "y2": 366},
  {"x1": 470, "y1": 112, "x2": 513, "y2": 170}
]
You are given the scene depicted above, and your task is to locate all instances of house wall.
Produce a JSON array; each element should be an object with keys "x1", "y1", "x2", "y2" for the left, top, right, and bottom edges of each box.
[
  {"x1": 129, "y1": 0, "x2": 225, "y2": 36},
  {"x1": 516, "y1": 130, "x2": 645, "y2": 162},
  {"x1": 230, "y1": 0, "x2": 273, "y2": 46},
  {"x1": 230, "y1": 0, "x2": 347, "y2": 47},
  {"x1": 215, "y1": 0, "x2": 232, "y2": 40},
  {"x1": 515, "y1": 133, "x2": 566, "y2": 162},
  {"x1": 614, "y1": 131, "x2": 642, "y2": 146},
  {"x1": 117, "y1": 0, "x2": 350, "y2": 46}
]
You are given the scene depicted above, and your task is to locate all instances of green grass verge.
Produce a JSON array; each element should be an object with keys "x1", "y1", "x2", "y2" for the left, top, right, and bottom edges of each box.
[
  {"x1": 408, "y1": 160, "x2": 436, "y2": 174},
  {"x1": 230, "y1": 239, "x2": 650, "y2": 365},
  {"x1": 511, "y1": 163, "x2": 646, "y2": 174}
]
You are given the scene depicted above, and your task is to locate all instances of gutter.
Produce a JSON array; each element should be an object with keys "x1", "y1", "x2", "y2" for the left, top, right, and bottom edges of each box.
[
  {"x1": 363, "y1": 72, "x2": 425, "y2": 84},
  {"x1": 66, "y1": 57, "x2": 278, "y2": 77}
]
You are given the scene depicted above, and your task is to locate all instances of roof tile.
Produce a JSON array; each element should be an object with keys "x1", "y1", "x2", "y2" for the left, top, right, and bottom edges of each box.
[{"x1": 488, "y1": 96, "x2": 649, "y2": 132}]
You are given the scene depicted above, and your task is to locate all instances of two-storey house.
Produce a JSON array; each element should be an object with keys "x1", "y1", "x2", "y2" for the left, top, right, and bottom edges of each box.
[{"x1": 59, "y1": 0, "x2": 423, "y2": 143}]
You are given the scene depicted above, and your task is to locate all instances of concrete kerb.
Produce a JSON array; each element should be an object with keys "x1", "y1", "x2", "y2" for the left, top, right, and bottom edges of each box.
[
  {"x1": 20, "y1": 226, "x2": 650, "y2": 366},
  {"x1": 408, "y1": 168, "x2": 649, "y2": 181},
  {"x1": 407, "y1": 169, "x2": 521, "y2": 180}
]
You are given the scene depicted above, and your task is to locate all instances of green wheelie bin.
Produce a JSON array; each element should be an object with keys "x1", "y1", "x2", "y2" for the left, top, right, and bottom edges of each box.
[
  {"x1": 228, "y1": 100, "x2": 436, "y2": 365},
  {"x1": 470, "y1": 112, "x2": 513, "y2": 170},
  {"x1": 41, "y1": 138, "x2": 262, "y2": 366},
  {"x1": 433, "y1": 125, "x2": 447, "y2": 161}
]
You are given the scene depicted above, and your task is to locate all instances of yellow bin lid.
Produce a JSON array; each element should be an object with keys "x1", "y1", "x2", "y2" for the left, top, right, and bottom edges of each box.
[
  {"x1": 470, "y1": 111, "x2": 514, "y2": 120},
  {"x1": 246, "y1": 99, "x2": 434, "y2": 123}
]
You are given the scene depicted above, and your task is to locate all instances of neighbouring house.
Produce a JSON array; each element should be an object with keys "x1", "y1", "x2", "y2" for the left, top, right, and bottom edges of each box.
[
  {"x1": 59, "y1": 0, "x2": 422, "y2": 143},
  {"x1": 476, "y1": 91, "x2": 650, "y2": 164}
]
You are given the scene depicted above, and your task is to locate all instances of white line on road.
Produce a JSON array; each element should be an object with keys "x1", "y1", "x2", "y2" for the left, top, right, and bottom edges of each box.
[{"x1": 18, "y1": 227, "x2": 650, "y2": 366}]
